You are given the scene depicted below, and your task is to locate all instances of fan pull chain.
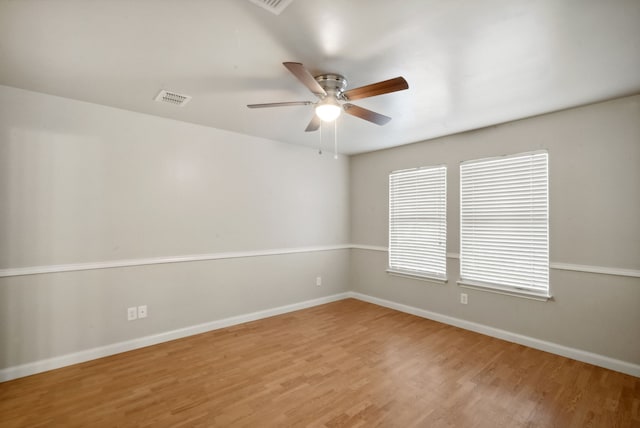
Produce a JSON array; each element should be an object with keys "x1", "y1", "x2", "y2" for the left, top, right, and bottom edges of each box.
[
  {"x1": 318, "y1": 122, "x2": 322, "y2": 155},
  {"x1": 334, "y1": 119, "x2": 338, "y2": 159}
]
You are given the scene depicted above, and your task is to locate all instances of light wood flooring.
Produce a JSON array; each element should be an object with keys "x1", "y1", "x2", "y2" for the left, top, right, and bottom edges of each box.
[{"x1": 1, "y1": 298, "x2": 638, "y2": 427}]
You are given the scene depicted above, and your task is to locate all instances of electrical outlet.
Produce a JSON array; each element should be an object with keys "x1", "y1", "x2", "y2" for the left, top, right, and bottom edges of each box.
[
  {"x1": 138, "y1": 305, "x2": 147, "y2": 319},
  {"x1": 316, "y1": 276, "x2": 322, "y2": 286},
  {"x1": 127, "y1": 307, "x2": 138, "y2": 321},
  {"x1": 460, "y1": 293, "x2": 468, "y2": 305}
]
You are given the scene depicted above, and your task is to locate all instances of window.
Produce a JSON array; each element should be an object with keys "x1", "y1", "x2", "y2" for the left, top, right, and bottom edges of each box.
[
  {"x1": 388, "y1": 165, "x2": 447, "y2": 282},
  {"x1": 459, "y1": 151, "x2": 549, "y2": 299}
]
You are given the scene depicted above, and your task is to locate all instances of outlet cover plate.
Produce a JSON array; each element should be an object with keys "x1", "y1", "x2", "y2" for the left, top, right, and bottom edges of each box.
[{"x1": 138, "y1": 305, "x2": 147, "y2": 319}]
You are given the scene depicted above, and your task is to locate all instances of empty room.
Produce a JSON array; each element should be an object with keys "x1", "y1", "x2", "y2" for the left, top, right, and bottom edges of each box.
[{"x1": 1, "y1": 0, "x2": 639, "y2": 426}]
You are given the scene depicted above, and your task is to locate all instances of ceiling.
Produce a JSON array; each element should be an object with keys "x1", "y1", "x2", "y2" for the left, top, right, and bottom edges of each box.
[{"x1": 1, "y1": 0, "x2": 639, "y2": 155}]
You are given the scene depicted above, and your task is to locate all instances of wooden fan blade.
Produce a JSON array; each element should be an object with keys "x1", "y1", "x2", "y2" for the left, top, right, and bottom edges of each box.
[
  {"x1": 247, "y1": 101, "x2": 313, "y2": 108},
  {"x1": 305, "y1": 114, "x2": 321, "y2": 132},
  {"x1": 343, "y1": 77, "x2": 408, "y2": 101},
  {"x1": 283, "y1": 62, "x2": 327, "y2": 97},
  {"x1": 343, "y1": 103, "x2": 392, "y2": 125}
]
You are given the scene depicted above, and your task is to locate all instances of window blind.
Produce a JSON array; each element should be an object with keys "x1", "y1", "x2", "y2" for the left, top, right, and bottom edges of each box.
[
  {"x1": 459, "y1": 151, "x2": 549, "y2": 297},
  {"x1": 389, "y1": 165, "x2": 447, "y2": 280}
]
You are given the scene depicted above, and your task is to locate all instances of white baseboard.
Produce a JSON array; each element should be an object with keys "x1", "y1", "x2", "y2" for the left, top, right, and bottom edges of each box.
[
  {"x1": 3, "y1": 291, "x2": 637, "y2": 382},
  {"x1": 0, "y1": 292, "x2": 350, "y2": 383},
  {"x1": 348, "y1": 292, "x2": 640, "y2": 378}
]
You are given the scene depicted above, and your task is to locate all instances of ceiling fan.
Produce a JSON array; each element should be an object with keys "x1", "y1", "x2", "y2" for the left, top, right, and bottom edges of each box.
[{"x1": 247, "y1": 62, "x2": 409, "y2": 132}]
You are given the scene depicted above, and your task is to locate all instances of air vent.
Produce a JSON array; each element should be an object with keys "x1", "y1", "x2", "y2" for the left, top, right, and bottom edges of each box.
[
  {"x1": 154, "y1": 90, "x2": 192, "y2": 107},
  {"x1": 248, "y1": 0, "x2": 294, "y2": 15}
]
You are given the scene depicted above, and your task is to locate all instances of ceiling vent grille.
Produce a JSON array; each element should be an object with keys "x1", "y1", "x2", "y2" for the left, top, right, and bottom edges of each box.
[
  {"x1": 248, "y1": 0, "x2": 294, "y2": 15},
  {"x1": 154, "y1": 90, "x2": 192, "y2": 107}
]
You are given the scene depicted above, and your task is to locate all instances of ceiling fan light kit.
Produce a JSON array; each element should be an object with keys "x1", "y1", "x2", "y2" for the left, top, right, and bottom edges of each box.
[
  {"x1": 247, "y1": 62, "x2": 408, "y2": 131},
  {"x1": 315, "y1": 97, "x2": 341, "y2": 122},
  {"x1": 314, "y1": 74, "x2": 346, "y2": 122}
]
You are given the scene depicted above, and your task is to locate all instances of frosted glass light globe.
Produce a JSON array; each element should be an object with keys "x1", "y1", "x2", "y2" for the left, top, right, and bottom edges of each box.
[{"x1": 315, "y1": 99, "x2": 341, "y2": 122}]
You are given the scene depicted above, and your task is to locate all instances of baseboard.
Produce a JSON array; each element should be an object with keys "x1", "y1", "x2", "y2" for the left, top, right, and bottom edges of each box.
[
  {"x1": 3, "y1": 291, "x2": 637, "y2": 382},
  {"x1": 348, "y1": 291, "x2": 640, "y2": 378},
  {"x1": 0, "y1": 292, "x2": 351, "y2": 383}
]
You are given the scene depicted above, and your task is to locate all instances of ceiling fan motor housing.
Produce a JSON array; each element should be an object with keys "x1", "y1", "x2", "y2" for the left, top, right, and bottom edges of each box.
[{"x1": 315, "y1": 74, "x2": 348, "y2": 99}]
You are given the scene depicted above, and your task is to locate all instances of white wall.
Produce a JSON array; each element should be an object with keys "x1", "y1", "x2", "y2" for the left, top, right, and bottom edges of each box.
[
  {"x1": 0, "y1": 85, "x2": 350, "y2": 369},
  {"x1": 350, "y1": 95, "x2": 640, "y2": 365}
]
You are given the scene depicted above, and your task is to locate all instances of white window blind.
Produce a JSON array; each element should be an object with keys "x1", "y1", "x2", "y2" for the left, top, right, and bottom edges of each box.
[
  {"x1": 459, "y1": 151, "x2": 549, "y2": 298},
  {"x1": 389, "y1": 165, "x2": 447, "y2": 281}
]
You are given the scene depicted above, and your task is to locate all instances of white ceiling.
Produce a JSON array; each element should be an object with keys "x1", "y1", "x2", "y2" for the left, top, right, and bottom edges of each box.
[{"x1": 1, "y1": 0, "x2": 639, "y2": 155}]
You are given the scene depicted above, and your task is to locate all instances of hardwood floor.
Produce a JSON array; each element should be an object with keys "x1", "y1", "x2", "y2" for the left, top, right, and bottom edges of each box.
[{"x1": 1, "y1": 298, "x2": 638, "y2": 427}]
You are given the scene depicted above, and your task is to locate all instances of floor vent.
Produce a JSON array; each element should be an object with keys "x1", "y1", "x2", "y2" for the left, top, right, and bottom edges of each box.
[
  {"x1": 248, "y1": 0, "x2": 294, "y2": 15},
  {"x1": 154, "y1": 90, "x2": 192, "y2": 107}
]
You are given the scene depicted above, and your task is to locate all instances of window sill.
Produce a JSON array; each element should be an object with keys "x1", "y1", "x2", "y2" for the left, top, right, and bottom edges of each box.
[
  {"x1": 386, "y1": 269, "x2": 448, "y2": 285},
  {"x1": 457, "y1": 280, "x2": 552, "y2": 301}
]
